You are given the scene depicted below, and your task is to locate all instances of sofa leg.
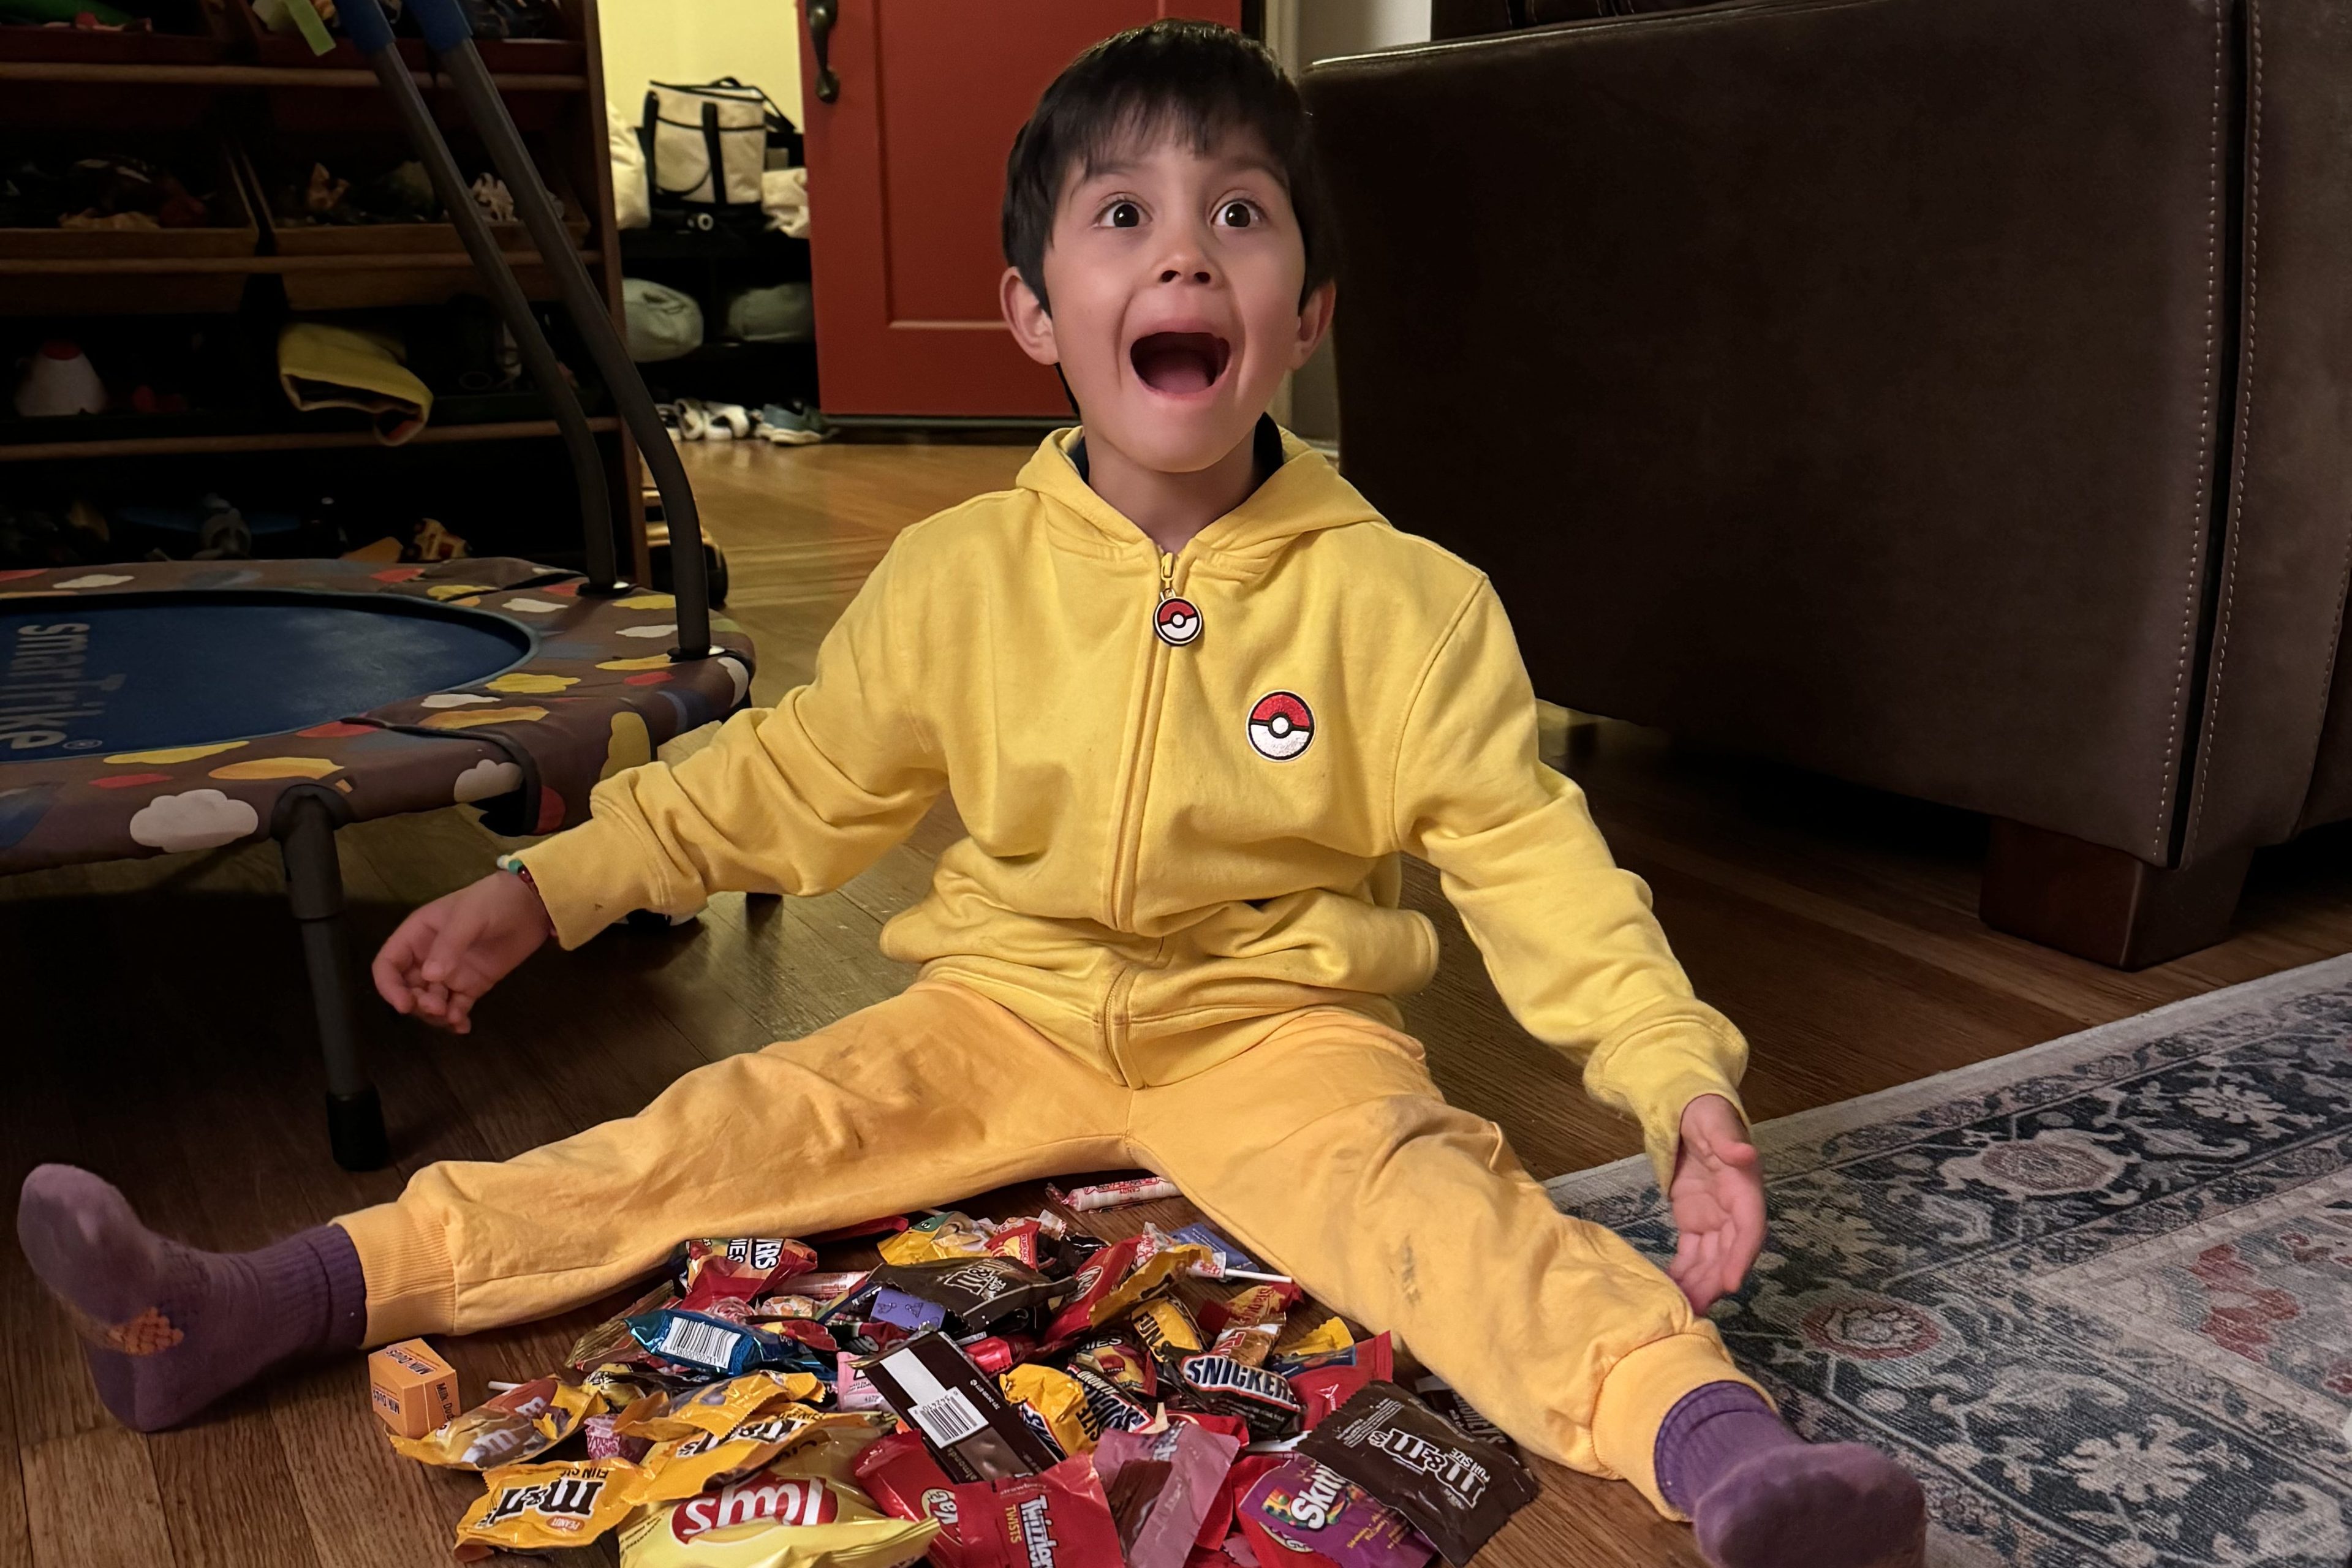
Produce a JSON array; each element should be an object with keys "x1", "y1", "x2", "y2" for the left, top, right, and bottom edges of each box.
[{"x1": 1980, "y1": 819, "x2": 2251, "y2": 969}]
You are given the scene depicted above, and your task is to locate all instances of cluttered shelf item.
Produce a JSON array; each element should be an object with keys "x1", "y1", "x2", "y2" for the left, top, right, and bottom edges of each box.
[
  {"x1": 0, "y1": 0, "x2": 640, "y2": 568},
  {"x1": 0, "y1": 56, "x2": 588, "y2": 85},
  {"x1": 4, "y1": 300, "x2": 618, "y2": 473},
  {"x1": 0, "y1": 0, "x2": 581, "y2": 75},
  {"x1": 0, "y1": 0, "x2": 720, "y2": 1174},
  {"x1": 381, "y1": 1189, "x2": 1537, "y2": 1567},
  {"x1": 0, "y1": 412, "x2": 617, "y2": 461}
]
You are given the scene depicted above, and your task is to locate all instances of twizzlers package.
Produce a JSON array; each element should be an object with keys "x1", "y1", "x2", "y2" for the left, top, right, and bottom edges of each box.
[
  {"x1": 1295, "y1": 1383, "x2": 1537, "y2": 1567},
  {"x1": 947, "y1": 1455, "x2": 1125, "y2": 1568}
]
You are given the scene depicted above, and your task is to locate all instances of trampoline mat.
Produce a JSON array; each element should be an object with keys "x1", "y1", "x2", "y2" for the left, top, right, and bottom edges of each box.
[
  {"x1": 1, "y1": 596, "x2": 530, "y2": 762},
  {"x1": 0, "y1": 557, "x2": 754, "y2": 875}
]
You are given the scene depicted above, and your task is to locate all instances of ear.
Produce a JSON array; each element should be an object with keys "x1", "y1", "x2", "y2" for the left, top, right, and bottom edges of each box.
[
  {"x1": 1290, "y1": 279, "x2": 1336, "y2": 369},
  {"x1": 1000, "y1": 267, "x2": 1061, "y2": 366}
]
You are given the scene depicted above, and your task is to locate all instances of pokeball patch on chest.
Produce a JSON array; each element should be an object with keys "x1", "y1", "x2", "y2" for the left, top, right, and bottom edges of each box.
[
  {"x1": 1155, "y1": 597, "x2": 1202, "y2": 646},
  {"x1": 1246, "y1": 690, "x2": 1314, "y2": 760}
]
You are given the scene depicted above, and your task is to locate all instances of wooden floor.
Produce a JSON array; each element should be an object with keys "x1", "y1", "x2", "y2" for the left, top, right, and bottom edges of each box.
[{"x1": 4, "y1": 439, "x2": 2347, "y2": 1568}]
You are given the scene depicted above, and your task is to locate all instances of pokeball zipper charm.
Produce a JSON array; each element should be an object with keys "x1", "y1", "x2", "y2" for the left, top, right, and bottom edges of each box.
[
  {"x1": 1155, "y1": 595, "x2": 1202, "y2": 646},
  {"x1": 1153, "y1": 551, "x2": 1201, "y2": 647}
]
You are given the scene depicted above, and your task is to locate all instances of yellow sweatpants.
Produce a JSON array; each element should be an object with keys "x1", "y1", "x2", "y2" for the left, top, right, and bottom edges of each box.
[{"x1": 336, "y1": 979, "x2": 1760, "y2": 1516}]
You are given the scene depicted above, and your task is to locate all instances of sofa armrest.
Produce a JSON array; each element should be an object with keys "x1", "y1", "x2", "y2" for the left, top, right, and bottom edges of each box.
[{"x1": 1306, "y1": 0, "x2": 2290, "y2": 866}]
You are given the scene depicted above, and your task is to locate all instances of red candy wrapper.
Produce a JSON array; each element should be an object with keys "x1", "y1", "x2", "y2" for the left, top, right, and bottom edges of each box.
[
  {"x1": 1167, "y1": 1412, "x2": 1251, "y2": 1447},
  {"x1": 963, "y1": 1334, "x2": 1038, "y2": 1376},
  {"x1": 1293, "y1": 1361, "x2": 1378, "y2": 1430},
  {"x1": 1278, "y1": 1329, "x2": 1395, "y2": 1381},
  {"x1": 948, "y1": 1455, "x2": 1126, "y2": 1568},
  {"x1": 676, "y1": 1237, "x2": 819, "y2": 1314},
  {"x1": 853, "y1": 1431, "x2": 972, "y2": 1568},
  {"x1": 986, "y1": 1218, "x2": 1043, "y2": 1269},
  {"x1": 1042, "y1": 1236, "x2": 1141, "y2": 1346}
]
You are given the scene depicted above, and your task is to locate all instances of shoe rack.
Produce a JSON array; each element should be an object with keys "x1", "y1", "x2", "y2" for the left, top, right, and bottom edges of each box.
[{"x1": 0, "y1": 0, "x2": 650, "y2": 581}]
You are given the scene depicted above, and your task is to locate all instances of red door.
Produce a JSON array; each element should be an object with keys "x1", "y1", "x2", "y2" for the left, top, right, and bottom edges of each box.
[{"x1": 801, "y1": 1, "x2": 1243, "y2": 418}]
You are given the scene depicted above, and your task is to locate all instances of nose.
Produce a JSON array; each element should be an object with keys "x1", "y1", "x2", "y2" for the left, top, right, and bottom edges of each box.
[{"x1": 1155, "y1": 217, "x2": 1219, "y2": 286}]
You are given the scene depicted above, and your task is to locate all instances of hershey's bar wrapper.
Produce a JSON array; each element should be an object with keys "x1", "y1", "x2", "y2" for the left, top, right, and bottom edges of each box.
[
  {"x1": 860, "y1": 1330, "x2": 1061, "y2": 1482},
  {"x1": 1296, "y1": 1381, "x2": 1538, "y2": 1566}
]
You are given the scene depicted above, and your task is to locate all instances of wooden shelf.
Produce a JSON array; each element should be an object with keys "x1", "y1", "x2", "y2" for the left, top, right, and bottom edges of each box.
[
  {"x1": 0, "y1": 416, "x2": 621, "y2": 463},
  {"x1": 0, "y1": 60, "x2": 586, "y2": 91},
  {"x1": 0, "y1": 250, "x2": 603, "y2": 276},
  {"x1": 0, "y1": 0, "x2": 641, "y2": 568}
]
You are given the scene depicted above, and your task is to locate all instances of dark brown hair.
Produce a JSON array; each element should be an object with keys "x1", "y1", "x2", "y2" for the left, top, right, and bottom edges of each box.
[{"x1": 1000, "y1": 18, "x2": 1334, "y2": 313}]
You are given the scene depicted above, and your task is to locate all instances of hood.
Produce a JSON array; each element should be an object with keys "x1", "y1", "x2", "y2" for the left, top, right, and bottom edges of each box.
[{"x1": 1016, "y1": 424, "x2": 1386, "y2": 576}]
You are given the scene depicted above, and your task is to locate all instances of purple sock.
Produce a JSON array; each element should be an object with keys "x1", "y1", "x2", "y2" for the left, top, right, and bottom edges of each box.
[
  {"x1": 1655, "y1": 1381, "x2": 1927, "y2": 1568},
  {"x1": 16, "y1": 1163, "x2": 368, "y2": 1432}
]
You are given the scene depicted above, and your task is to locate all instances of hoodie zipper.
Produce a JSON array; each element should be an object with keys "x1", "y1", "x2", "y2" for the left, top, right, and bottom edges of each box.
[{"x1": 1100, "y1": 546, "x2": 1189, "y2": 1071}]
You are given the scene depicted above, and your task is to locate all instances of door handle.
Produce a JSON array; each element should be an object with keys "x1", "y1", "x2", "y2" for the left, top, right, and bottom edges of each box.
[{"x1": 807, "y1": 0, "x2": 841, "y2": 104}]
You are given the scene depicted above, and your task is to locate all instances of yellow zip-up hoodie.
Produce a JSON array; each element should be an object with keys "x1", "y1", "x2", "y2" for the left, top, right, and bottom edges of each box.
[{"x1": 521, "y1": 427, "x2": 1747, "y2": 1183}]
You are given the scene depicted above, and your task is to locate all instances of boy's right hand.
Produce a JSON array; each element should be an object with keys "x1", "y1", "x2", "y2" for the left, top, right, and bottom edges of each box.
[{"x1": 371, "y1": 870, "x2": 554, "y2": 1033}]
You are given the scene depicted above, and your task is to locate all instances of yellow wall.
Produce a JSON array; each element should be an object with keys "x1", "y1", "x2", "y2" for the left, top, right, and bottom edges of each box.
[{"x1": 600, "y1": 0, "x2": 805, "y2": 136}]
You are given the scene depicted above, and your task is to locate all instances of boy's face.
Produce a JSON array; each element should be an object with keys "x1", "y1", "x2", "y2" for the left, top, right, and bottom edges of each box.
[{"x1": 1001, "y1": 127, "x2": 1334, "y2": 477}]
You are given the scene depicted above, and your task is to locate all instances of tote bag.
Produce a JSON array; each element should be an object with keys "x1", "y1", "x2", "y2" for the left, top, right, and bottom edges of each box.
[{"x1": 640, "y1": 78, "x2": 774, "y2": 228}]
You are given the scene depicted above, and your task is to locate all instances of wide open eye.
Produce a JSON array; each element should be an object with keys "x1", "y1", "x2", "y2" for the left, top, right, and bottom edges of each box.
[
  {"x1": 1216, "y1": 200, "x2": 1259, "y2": 228},
  {"x1": 1103, "y1": 200, "x2": 1143, "y2": 229}
]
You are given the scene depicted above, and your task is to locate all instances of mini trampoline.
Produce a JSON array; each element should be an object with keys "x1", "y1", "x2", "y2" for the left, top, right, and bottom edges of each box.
[{"x1": 0, "y1": 0, "x2": 752, "y2": 1170}]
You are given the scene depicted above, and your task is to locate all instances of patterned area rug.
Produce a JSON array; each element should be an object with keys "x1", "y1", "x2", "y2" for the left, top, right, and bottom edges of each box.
[{"x1": 1547, "y1": 957, "x2": 2352, "y2": 1568}]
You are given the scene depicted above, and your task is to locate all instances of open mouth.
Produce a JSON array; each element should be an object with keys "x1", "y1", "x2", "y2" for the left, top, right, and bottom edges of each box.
[{"x1": 1130, "y1": 332, "x2": 1231, "y2": 396}]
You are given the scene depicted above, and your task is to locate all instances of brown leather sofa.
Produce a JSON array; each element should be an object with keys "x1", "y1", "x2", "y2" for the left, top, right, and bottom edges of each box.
[{"x1": 1303, "y1": 0, "x2": 2352, "y2": 967}]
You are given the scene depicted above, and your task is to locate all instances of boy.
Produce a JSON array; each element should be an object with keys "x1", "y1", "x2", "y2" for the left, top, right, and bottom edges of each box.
[{"x1": 17, "y1": 23, "x2": 1924, "y2": 1568}]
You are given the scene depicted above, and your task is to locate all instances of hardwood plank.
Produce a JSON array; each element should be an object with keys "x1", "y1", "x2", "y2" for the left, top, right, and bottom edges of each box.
[{"x1": 20, "y1": 1429, "x2": 175, "y2": 1568}]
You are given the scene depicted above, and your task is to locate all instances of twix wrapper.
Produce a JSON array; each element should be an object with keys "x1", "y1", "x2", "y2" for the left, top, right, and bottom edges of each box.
[
  {"x1": 999, "y1": 1362, "x2": 1103, "y2": 1459},
  {"x1": 1131, "y1": 1295, "x2": 1206, "y2": 1382}
]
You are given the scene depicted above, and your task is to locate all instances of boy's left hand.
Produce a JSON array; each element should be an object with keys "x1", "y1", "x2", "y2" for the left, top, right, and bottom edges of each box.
[{"x1": 1667, "y1": 1093, "x2": 1765, "y2": 1313}]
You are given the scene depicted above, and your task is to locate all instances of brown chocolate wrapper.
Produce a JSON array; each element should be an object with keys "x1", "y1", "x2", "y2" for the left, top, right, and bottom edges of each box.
[
  {"x1": 1412, "y1": 1376, "x2": 1517, "y2": 1457},
  {"x1": 860, "y1": 1331, "x2": 1062, "y2": 1482},
  {"x1": 1295, "y1": 1382, "x2": 1538, "y2": 1567},
  {"x1": 864, "y1": 1258, "x2": 1068, "y2": 1333}
]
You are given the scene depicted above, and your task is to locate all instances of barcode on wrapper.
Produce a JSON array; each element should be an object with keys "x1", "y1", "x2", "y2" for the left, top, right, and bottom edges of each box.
[
  {"x1": 657, "y1": 1317, "x2": 742, "y2": 1368},
  {"x1": 909, "y1": 1389, "x2": 985, "y2": 1447}
]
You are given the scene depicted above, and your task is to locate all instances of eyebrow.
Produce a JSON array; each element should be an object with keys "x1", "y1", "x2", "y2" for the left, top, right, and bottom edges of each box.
[{"x1": 1072, "y1": 154, "x2": 1284, "y2": 187}]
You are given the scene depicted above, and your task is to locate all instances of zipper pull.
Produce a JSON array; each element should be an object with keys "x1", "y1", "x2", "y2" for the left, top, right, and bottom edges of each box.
[{"x1": 1151, "y1": 551, "x2": 1202, "y2": 647}]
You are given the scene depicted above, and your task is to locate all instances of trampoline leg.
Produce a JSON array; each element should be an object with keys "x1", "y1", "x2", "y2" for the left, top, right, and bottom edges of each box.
[{"x1": 278, "y1": 796, "x2": 390, "y2": 1172}]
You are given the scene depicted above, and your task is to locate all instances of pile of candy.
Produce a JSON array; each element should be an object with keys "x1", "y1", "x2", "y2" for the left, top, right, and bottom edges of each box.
[{"x1": 385, "y1": 1180, "x2": 1537, "y2": 1567}]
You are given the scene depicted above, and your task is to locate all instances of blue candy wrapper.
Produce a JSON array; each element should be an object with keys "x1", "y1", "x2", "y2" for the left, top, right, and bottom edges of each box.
[
  {"x1": 1173, "y1": 1221, "x2": 1265, "y2": 1274},
  {"x1": 625, "y1": 1309, "x2": 834, "y2": 1379}
]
